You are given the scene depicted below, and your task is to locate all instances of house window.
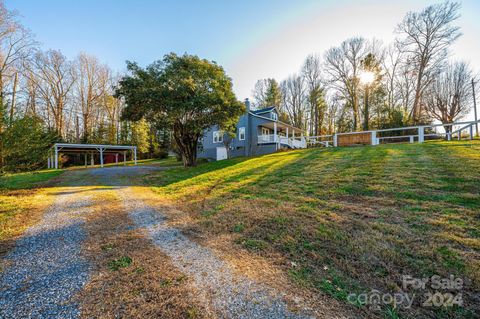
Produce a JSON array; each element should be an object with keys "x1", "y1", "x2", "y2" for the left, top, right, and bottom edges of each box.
[
  {"x1": 272, "y1": 113, "x2": 278, "y2": 120},
  {"x1": 239, "y1": 127, "x2": 245, "y2": 140},
  {"x1": 262, "y1": 127, "x2": 270, "y2": 136},
  {"x1": 213, "y1": 131, "x2": 223, "y2": 143}
]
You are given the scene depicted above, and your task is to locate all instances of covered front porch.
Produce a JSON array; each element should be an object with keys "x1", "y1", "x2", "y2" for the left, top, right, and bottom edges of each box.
[{"x1": 257, "y1": 122, "x2": 307, "y2": 149}]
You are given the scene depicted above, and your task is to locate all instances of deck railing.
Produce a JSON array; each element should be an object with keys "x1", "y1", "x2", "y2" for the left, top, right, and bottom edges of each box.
[{"x1": 258, "y1": 135, "x2": 307, "y2": 148}]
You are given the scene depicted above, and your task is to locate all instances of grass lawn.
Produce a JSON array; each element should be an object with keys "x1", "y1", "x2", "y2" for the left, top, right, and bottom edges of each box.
[
  {"x1": 0, "y1": 169, "x2": 64, "y2": 190},
  {"x1": 147, "y1": 140, "x2": 480, "y2": 318},
  {"x1": 0, "y1": 169, "x2": 65, "y2": 256}
]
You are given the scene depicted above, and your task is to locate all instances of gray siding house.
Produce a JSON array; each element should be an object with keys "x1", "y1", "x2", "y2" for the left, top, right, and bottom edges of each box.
[{"x1": 198, "y1": 100, "x2": 307, "y2": 161}]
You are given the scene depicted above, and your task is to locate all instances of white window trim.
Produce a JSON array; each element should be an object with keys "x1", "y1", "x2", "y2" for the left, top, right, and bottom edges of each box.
[
  {"x1": 262, "y1": 127, "x2": 270, "y2": 136},
  {"x1": 238, "y1": 127, "x2": 245, "y2": 141},
  {"x1": 213, "y1": 130, "x2": 224, "y2": 143}
]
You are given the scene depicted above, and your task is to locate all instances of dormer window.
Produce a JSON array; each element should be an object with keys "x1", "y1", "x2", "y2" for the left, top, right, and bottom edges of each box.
[{"x1": 272, "y1": 113, "x2": 278, "y2": 120}]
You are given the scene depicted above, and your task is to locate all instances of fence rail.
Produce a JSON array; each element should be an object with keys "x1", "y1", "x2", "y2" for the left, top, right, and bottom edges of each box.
[{"x1": 307, "y1": 120, "x2": 480, "y2": 148}]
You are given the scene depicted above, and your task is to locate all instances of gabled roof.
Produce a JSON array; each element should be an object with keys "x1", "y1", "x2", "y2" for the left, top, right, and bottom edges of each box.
[{"x1": 251, "y1": 106, "x2": 276, "y2": 115}]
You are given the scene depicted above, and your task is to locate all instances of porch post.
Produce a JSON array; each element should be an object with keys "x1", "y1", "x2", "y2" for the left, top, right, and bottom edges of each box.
[
  {"x1": 54, "y1": 145, "x2": 58, "y2": 169},
  {"x1": 99, "y1": 148, "x2": 104, "y2": 167},
  {"x1": 134, "y1": 147, "x2": 137, "y2": 165},
  {"x1": 286, "y1": 127, "x2": 289, "y2": 138},
  {"x1": 85, "y1": 153, "x2": 87, "y2": 167},
  {"x1": 273, "y1": 122, "x2": 278, "y2": 149},
  {"x1": 123, "y1": 151, "x2": 126, "y2": 166},
  {"x1": 115, "y1": 153, "x2": 119, "y2": 166},
  {"x1": 91, "y1": 152, "x2": 94, "y2": 166}
]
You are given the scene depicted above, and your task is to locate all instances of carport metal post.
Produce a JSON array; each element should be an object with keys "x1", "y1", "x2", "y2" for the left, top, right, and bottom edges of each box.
[
  {"x1": 99, "y1": 148, "x2": 104, "y2": 167},
  {"x1": 134, "y1": 147, "x2": 137, "y2": 165},
  {"x1": 115, "y1": 153, "x2": 119, "y2": 166},
  {"x1": 84, "y1": 153, "x2": 87, "y2": 168},
  {"x1": 123, "y1": 151, "x2": 126, "y2": 166},
  {"x1": 54, "y1": 145, "x2": 58, "y2": 169}
]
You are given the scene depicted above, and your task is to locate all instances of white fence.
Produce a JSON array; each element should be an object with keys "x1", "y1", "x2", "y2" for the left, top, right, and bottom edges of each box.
[{"x1": 307, "y1": 120, "x2": 480, "y2": 147}]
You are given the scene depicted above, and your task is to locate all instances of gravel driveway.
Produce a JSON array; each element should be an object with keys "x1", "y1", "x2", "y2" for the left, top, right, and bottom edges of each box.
[
  {"x1": 0, "y1": 187, "x2": 92, "y2": 319},
  {"x1": 89, "y1": 166, "x2": 315, "y2": 318},
  {"x1": 0, "y1": 165, "x2": 317, "y2": 318}
]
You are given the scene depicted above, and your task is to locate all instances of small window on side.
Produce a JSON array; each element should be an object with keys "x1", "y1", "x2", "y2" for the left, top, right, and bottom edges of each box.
[
  {"x1": 239, "y1": 127, "x2": 245, "y2": 141},
  {"x1": 213, "y1": 131, "x2": 224, "y2": 143}
]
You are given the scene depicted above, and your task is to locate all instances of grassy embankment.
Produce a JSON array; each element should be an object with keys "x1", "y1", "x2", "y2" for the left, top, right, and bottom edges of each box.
[{"x1": 148, "y1": 141, "x2": 480, "y2": 318}]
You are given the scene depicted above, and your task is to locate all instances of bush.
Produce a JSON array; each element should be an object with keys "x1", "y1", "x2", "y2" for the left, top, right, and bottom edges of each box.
[{"x1": 1, "y1": 116, "x2": 58, "y2": 172}]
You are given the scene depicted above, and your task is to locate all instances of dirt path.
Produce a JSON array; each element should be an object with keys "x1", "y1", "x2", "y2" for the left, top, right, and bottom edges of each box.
[{"x1": 0, "y1": 165, "x2": 339, "y2": 318}]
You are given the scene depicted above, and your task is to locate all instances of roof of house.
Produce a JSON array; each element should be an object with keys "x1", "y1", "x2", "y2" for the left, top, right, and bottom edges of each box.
[{"x1": 251, "y1": 106, "x2": 276, "y2": 114}]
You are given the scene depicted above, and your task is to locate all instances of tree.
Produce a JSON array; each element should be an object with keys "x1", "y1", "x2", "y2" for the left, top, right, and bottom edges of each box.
[
  {"x1": 252, "y1": 78, "x2": 281, "y2": 109},
  {"x1": 2, "y1": 115, "x2": 57, "y2": 171},
  {"x1": 302, "y1": 54, "x2": 324, "y2": 135},
  {"x1": 73, "y1": 53, "x2": 109, "y2": 142},
  {"x1": 0, "y1": 1, "x2": 35, "y2": 167},
  {"x1": 424, "y1": 61, "x2": 473, "y2": 133},
  {"x1": 359, "y1": 52, "x2": 382, "y2": 130},
  {"x1": 324, "y1": 37, "x2": 369, "y2": 131},
  {"x1": 130, "y1": 118, "x2": 150, "y2": 153},
  {"x1": 280, "y1": 74, "x2": 307, "y2": 129},
  {"x1": 396, "y1": 1, "x2": 462, "y2": 122},
  {"x1": 28, "y1": 50, "x2": 75, "y2": 137},
  {"x1": 116, "y1": 53, "x2": 244, "y2": 167}
]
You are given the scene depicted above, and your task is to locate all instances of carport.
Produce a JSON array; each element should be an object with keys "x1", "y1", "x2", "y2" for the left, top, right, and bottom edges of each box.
[{"x1": 47, "y1": 143, "x2": 137, "y2": 169}]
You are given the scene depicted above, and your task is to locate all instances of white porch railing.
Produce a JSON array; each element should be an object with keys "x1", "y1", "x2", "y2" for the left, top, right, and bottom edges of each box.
[
  {"x1": 258, "y1": 135, "x2": 307, "y2": 149},
  {"x1": 258, "y1": 134, "x2": 278, "y2": 143}
]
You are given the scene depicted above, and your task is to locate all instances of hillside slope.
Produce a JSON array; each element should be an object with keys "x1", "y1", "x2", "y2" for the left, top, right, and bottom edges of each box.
[{"x1": 149, "y1": 141, "x2": 480, "y2": 318}]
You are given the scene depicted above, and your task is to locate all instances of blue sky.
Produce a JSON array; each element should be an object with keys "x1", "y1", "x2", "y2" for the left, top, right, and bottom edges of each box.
[{"x1": 7, "y1": 0, "x2": 480, "y2": 102}]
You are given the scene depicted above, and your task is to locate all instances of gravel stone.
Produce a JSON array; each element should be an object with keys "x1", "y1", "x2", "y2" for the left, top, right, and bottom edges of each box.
[{"x1": 0, "y1": 188, "x2": 92, "y2": 319}]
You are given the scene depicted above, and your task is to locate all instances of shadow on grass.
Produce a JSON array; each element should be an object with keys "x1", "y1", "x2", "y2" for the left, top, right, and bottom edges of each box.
[{"x1": 143, "y1": 142, "x2": 479, "y2": 318}]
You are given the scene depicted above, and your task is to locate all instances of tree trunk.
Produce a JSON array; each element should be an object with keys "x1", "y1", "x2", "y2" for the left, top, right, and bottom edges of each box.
[
  {"x1": 363, "y1": 86, "x2": 369, "y2": 131},
  {"x1": 9, "y1": 72, "x2": 18, "y2": 125},
  {"x1": 173, "y1": 123, "x2": 198, "y2": 167},
  {"x1": 412, "y1": 67, "x2": 424, "y2": 123}
]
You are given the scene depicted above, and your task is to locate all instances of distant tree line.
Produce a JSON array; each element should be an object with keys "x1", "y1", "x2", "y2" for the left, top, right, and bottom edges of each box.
[
  {"x1": 0, "y1": 1, "x2": 164, "y2": 172},
  {"x1": 251, "y1": 1, "x2": 477, "y2": 136}
]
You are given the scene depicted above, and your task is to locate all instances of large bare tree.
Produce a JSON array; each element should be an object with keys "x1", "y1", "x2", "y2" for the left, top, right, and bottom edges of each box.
[
  {"x1": 252, "y1": 78, "x2": 282, "y2": 109},
  {"x1": 28, "y1": 50, "x2": 75, "y2": 137},
  {"x1": 74, "y1": 53, "x2": 109, "y2": 142},
  {"x1": 324, "y1": 37, "x2": 369, "y2": 131},
  {"x1": 302, "y1": 54, "x2": 325, "y2": 136},
  {"x1": 424, "y1": 61, "x2": 473, "y2": 132},
  {"x1": 396, "y1": 1, "x2": 462, "y2": 122},
  {"x1": 280, "y1": 74, "x2": 307, "y2": 129}
]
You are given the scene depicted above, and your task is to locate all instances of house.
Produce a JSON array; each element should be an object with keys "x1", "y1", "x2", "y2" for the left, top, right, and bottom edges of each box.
[{"x1": 197, "y1": 100, "x2": 307, "y2": 161}]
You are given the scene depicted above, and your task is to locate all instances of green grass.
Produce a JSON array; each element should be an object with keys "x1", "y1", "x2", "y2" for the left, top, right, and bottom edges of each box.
[
  {"x1": 148, "y1": 140, "x2": 480, "y2": 318},
  {"x1": 107, "y1": 256, "x2": 133, "y2": 271},
  {"x1": 0, "y1": 169, "x2": 64, "y2": 190}
]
